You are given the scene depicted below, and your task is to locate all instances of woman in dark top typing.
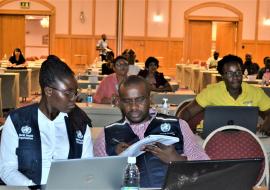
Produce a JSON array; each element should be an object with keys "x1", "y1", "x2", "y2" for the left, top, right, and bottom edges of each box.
[
  {"x1": 9, "y1": 48, "x2": 26, "y2": 66},
  {"x1": 138, "y1": 56, "x2": 172, "y2": 92}
]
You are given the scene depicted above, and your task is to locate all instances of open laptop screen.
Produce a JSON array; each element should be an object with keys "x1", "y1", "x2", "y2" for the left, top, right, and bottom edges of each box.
[
  {"x1": 202, "y1": 106, "x2": 259, "y2": 139},
  {"x1": 46, "y1": 156, "x2": 127, "y2": 190},
  {"x1": 163, "y1": 158, "x2": 263, "y2": 190}
]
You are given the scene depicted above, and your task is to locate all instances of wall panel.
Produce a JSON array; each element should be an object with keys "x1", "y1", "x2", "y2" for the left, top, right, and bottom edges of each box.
[
  {"x1": 71, "y1": 0, "x2": 93, "y2": 35},
  {"x1": 52, "y1": 37, "x2": 71, "y2": 67},
  {"x1": 123, "y1": 39, "x2": 145, "y2": 62}
]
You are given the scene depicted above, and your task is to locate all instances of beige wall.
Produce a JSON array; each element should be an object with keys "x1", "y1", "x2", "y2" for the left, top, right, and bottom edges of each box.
[{"x1": 0, "y1": 0, "x2": 269, "y2": 72}]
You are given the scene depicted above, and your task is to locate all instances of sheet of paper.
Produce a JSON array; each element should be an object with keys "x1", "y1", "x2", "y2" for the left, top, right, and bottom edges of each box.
[{"x1": 119, "y1": 135, "x2": 179, "y2": 157}]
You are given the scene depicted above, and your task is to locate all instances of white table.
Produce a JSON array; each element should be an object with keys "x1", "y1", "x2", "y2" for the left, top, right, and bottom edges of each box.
[
  {"x1": 28, "y1": 67, "x2": 40, "y2": 94},
  {"x1": 6, "y1": 69, "x2": 32, "y2": 99},
  {"x1": 78, "y1": 80, "x2": 101, "y2": 89},
  {"x1": 78, "y1": 103, "x2": 177, "y2": 128},
  {"x1": 0, "y1": 73, "x2": 19, "y2": 109},
  {"x1": 150, "y1": 90, "x2": 195, "y2": 105}
]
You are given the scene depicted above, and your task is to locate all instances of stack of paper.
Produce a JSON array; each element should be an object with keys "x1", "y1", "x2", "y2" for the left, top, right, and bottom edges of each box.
[{"x1": 119, "y1": 135, "x2": 179, "y2": 157}]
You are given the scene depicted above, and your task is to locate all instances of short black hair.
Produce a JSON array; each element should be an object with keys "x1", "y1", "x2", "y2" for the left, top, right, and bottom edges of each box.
[
  {"x1": 145, "y1": 56, "x2": 159, "y2": 69},
  {"x1": 122, "y1": 49, "x2": 135, "y2": 56},
  {"x1": 264, "y1": 56, "x2": 270, "y2": 64},
  {"x1": 118, "y1": 75, "x2": 150, "y2": 97},
  {"x1": 113, "y1": 55, "x2": 128, "y2": 66},
  {"x1": 217, "y1": 54, "x2": 243, "y2": 75},
  {"x1": 39, "y1": 55, "x2": 74, "y2": 90}
]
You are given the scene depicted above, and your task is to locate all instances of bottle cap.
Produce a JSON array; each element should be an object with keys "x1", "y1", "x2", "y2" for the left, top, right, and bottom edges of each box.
[{"x1": 128, "y1": 157, "x2": 136, "y2": 164}]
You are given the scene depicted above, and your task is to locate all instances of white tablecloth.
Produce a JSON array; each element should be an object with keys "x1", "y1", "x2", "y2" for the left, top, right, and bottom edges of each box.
[{"x1": 0, "y1": 73, "x2": 19, "y2": 109}]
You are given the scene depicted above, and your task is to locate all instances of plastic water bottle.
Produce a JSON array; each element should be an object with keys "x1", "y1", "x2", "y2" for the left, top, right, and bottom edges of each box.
[
  {"x1": 244, "y1": 69, "x2": 248, "y2": 79},
  {"x1": 263, "y1": 69, "x2": 270, "y2": 86},
  {"x1": 121, "y1": 157, "x2": 140, "y2": 190},
  {"x1": 162, "y1": 98, "x2": 169, "y2": 115},
  {"x1": 86, "y1": 85, "x2": 92, "y2": 106}
]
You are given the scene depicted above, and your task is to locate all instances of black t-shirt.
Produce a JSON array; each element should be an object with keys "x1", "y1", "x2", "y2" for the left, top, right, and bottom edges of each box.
[{"x1": 9, "y1": 56, "x2": 25, "y2": 65}]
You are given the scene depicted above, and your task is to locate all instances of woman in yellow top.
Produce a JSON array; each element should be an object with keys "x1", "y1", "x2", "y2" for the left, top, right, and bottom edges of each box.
[{"x1": 179, "y1": 54, "x2": 270, "y2": 135}]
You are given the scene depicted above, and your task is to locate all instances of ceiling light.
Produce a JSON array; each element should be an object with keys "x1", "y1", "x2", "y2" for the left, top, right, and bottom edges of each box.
[
  {"x1": 263, "y1": 18, "x2": 270, "y2": 26},
  {"x1": 40, "y1": 17, "x2": 49, "y2": 28},
  {"x1": 153, "y1": 14, "x2": 163, "y2": 23}
]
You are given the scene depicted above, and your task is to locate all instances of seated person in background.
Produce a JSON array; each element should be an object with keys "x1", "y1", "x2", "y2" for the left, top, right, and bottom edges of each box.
[
  {"x1": 178, "y1": 54, "x2": 270, "y2": 134},
  {"x1": 94, "y1": 75, "x2": 209, "y2": 188},
  {"x1": 8, "y1": 48, "x2": 26, "y2": 67},
  {"x1": 257, "y1": 56, "x2": 270, "y2": 79},
  {"x1": 101, "y1": 51, "x2": 114, "y2": 75},
  {"x1": 94, "y1": 56, "x2": 128, "y2": 104},
  {"x1": 122, "y1": 49, "x2": 141, "y2": 76},
  {"x1": 0, "y1": 55, "x2": 93, "y2": 186},
  {"x1": 207, "y1": 51, "x2": 221, "y2": 69},
  {"x1": 138, "y1": 56, "x2": 172, "y2": 92},
  {"x1": 242, "y1": 53, "x2": 259, "y2": 75}
]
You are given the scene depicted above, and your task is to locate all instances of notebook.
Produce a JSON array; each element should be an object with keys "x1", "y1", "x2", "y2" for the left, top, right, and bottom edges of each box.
[
  {"x1": 163, "y1": 158, "x2": 263, "y2": 190},
  {"x1": 46, "y1": 156, "x2": 127, "y2": 190},
  {"x1": 202, "y1": 106, "x2": 259, "y2": 139}
]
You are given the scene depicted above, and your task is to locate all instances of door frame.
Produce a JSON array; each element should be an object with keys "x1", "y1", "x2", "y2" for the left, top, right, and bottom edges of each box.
[
  {"x1": 0, "y1": 0, "x2": 55, "y2": 54},
  {"x1": 183, "y1": 2, "x2": 243, "y2": 61}
]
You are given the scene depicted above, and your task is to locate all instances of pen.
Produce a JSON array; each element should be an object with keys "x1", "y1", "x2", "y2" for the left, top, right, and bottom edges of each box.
[{"x1": 112, "y1": 138, "x2": 121, "y2": 144}]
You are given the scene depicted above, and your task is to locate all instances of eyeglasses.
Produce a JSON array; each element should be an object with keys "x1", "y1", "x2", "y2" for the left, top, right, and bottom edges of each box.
[
  {"x1": 115, "y1": 62, "x2": 129, "y2": 68},
  {"x1": 224, "y1": 71, "x2": 242, "y2": 78},
  {"x1": 49, "y1": 86, "x2": 80, "y2": 99},
  {"x1": 121, "y1": 96, "x2": 148, "y2": 105}
]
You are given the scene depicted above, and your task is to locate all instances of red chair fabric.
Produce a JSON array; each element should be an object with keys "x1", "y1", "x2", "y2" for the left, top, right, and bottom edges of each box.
[{"x1": 204, "y1": 128, "x2": 266, "y2": 186}]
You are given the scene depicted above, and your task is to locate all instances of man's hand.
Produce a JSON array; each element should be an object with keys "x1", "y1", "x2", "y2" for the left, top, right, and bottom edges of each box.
[
  {"x1": 115, "y1": 142, "x2": 129, "y2": 155},
  {"x1": 144, "y1": 142, "x2": 187, "y2": 164}
]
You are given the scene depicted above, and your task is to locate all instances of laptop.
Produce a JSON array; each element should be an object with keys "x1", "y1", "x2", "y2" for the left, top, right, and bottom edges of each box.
[
  {"x1": 202, "y1": 106, "x2": 259, "y2": 139},
  {"x1": 163, "y1": 158, "x2": 263, "y2": 190},
  {"x1": 46, "y1": 156, "x2": 127, "y2": 190}
]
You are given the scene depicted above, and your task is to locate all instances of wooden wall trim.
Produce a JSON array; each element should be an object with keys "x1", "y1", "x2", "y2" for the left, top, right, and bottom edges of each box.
[
  {"x1": 168, "y1": 0, "x2": 172, "y2": 38},
  {"x1": 255, "y1": 0, "x2": 260, "y2": 41},
  {"x1": 0, "y1": 0, "x2": 55, "y2": 11},
  {"x1": 0, "y1": 9, "x2": 51, "y2": 15},
  {"x1": 187, "y1": 16, "x2": 239, "y2": 22},
  {"x1": 145, "y1": 0, "x2": 148, "y2": 37},
  {"x1": 242, "y1": 40, "x2": 270, "y2": 44},
  {"x1": 184, "y1": 2, "x2": 243, "y2": 21},
  {"x1": 69, "y1": 0, "x2": 72, "y2": 35},
  {"x1": 92, "y1": 0, "x2": 96, "y2": 35},
  {"x1": 26, "y1": 45, "x2": 48, "y2": 48},
  {"x1": 123, "y1": 36, "x2": 184, "y2": 41}
]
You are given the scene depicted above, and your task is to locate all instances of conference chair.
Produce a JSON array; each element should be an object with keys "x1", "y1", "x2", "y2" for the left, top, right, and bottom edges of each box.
[
  {"x1": 175, "y1": 98, "x2": 204, "y2": 133},
  {"x1": 202, "y1": 125, "x2": 269, "y2": 187}
]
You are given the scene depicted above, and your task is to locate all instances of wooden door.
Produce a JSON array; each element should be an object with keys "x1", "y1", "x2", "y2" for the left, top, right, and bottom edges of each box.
[
  {"x1": 0, "y1": 15, "x2": 25, "y2": 59},
  {"x1": 216, "y1": 22, "x2": 237, "y2": 57},
  {"x1": 188, "y1": 21, "x2": 212, "y2": 62}
]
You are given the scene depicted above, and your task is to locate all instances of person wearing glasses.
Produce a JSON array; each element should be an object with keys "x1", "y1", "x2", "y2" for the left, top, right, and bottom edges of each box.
[
  {"x1": 0, "y1": 55, "x2": 93, "y2": 186},
  {"x1": 93, "y1": 75, "x2": 209, "y2": 188},
  {"x1": 93, "y1": 56, "x2": 129, "y2": 104},
  {"x1": 179, "y1": 54, "x2": 270, "y2": 134}
]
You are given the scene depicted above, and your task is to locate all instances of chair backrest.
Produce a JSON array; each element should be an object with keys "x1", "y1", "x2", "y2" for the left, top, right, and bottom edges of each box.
[
  {"x1": 175, "y1": 98, "x2": 203, "y2": 133},
  {"x1": 203, "y1": 125, "x2": 269, "y2": 187},
  {"x1": 175, "y1": 98, "x2": 193, "y2": 117}
]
